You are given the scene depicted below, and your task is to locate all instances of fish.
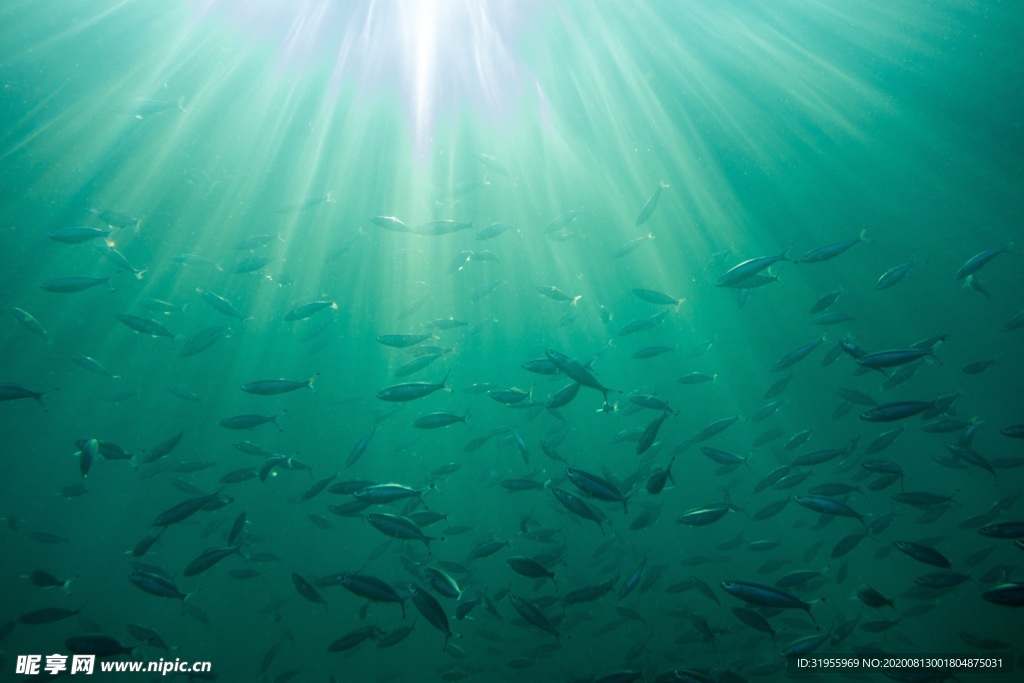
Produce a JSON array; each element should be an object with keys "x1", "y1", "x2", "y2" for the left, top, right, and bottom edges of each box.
[
  {"x1": 414, "y1": 219, "x2": 474, "y2": 236},
  {"x1": 233, "y1": 234, "x2": 280, "y2": 250},
  {"x1": 981, "y1": 583, "x2": 1024, "y2": 607},
  {"x1": 962, "y1": 359, "x2": 995, "y2": 374},
  {"x1": 772, "y1": 338, "x2": 824, "y2": 371},
  {"x1": 678, "y1": 372, "x2": 717, "y2": 385},
  {"x1": 40, "y1": 275, "x2": 114, "y2": 293},
  {"x1": 715, "y1": 247, "x2": 791, "y2": 287},
  {"x1": 233, "y1": 255, "x2": 275, "y2": 273},
  {"x1": 678, "y1": 504, "x2": 734, "y2": 527},
  {"x1": 66, "y1": 635, "x2": 135, "y2": 657},
  {"x1": 545, "y1": 348, "x2": 617, "y2": 410},
  {"x1": 346, "y1": 427, "x2": 377, "y2": 468},
  {"x1": 809, "y1": 290, "x2": 842, "y2": 313},
  {"x1": 412, "y1": 412, "x2": 468, "y2": 429},
  {"x1": 293, "y1": 573, "x2": 328, "y2": 609},
  {"x1": 537, "y1": 285, "x2": 582, "y2": 305},
  {"x1": 129, "y1": 571, "x2": 189, "y2": 600},
  {"x1": 170, "y1": 253, "x2": 223, "y2": 269},
  {"x1": 91, "y1": 207, "x2": 142, "y2": 229},
  {"x1": 377, "y1": 333, "x2": 433, "y2": 348},
  {"x1": 731, "y1": 607, "x2": 776, "y2": 646},
  {"x1": 476, "y1": 222, "x2": 516, "y2": 240},
  {"x1": 394, "y1": 353, "x2": 442, "y2": 378},
  {"x1": 614, "y1": 233, "x2": 654, "y2": 257},
  {"x1": 340, "y1": 575, "x2": 407, "y2": 616},
  {"x1": 618, "y1": 557, "x2": 647, "y2": 599},
  {"x1": 476, "y1": 152, "x2": 512, "y2": 177},
  {"x1": 0, "y1": 383, "x2": 50, "y2": 407},
  {"x1": 16, "y1": 605, "x2": 86, "y2": 625},
  {"x1": 116, "y1": 313, "x2": 176, "y2": 338},
  {"x1": 793, "y1": 495, "x2": 865, "y2": 525},
  {"x1": 780, "y1": 633, "x2": 829, "y2": 657},
  {"x1": 508, "y1": 556, "x2": 557, "y2": 586},
  {"x1": 183, "y1": 546, "x2": 242, "y2": 576},
  {"x1": 791, "y1": 446, "x2": 850, "y2": 467},
  {"x1": 274, "y1": 192, "x2": 334, "y2": 213},
  {"x1": 366, "y1": 513, "x2": 441, "y2": 551},
  {"x1": 353, "y1": 483, "x2": 432, "y2": 504},
  {"x1": 1005, "y1": 311, "x2": 1024, "y2": 331},
  {"x1": 637, "y1": 411, "x2": 669, "y2": 455},
  {"x1": 408, "y1": 582, "x2": 456, "y2": 646},
  {"x1": 636, "y1": 181, "x2": 670, "y2": 226},
  {"x1": 140, "y1": 431, "x2": 183, "y2": 464},
  {"x1": 565, "y1": 468, "x2": 628, "y2": 512},
  {"x1": 954, "y1": 242, "x2": 1014, "y2": 280},
  {"x1": 894, "y1": 541, "x2": 951, "y2": 568},
  {"x1": 152, "y1": 490, "x2": 227, "y2": 526},
  {"x1": 327, "y1": 626, "x2": 384, "y2": 652},
  {"x1": 127, "y1": 96, "x2": 185, "y2": 119},
  {"x1": 563, "y1": 578, "x2": 616, "y2": 607},
  {"x1": 876, "y1": 259, "x2": 916, "y2": 289},
  {"x1": 28, "y1": 569, "x2": 75, "y2": 593},
  {"x1": 94, "y1": 242, "x2": 146, "y2": 279},
  {"x1": 720, "y1": 580, "x2": 817, "y2": 621},
  {"x1": 509, "y1": 593, "x2": 560, "y2": 642},
  {"x1": 377, "y1": 371, "x2": 451, "y2": 402},
  {"x1": 219, "y1": 412, "x2": 285, "y2": 430},
  {"x1": 545, "y1": 209, "x2": 582, "y2": 235},
  {"x1": 700, "y1": 447, "x2": 748, "y2": 467},
  {"x1": 47, "y1": 225, "x2": 112, "y2": 243},
  {"x1": 861, "y1": 400, "x2": 937, "y2": 422},
  {"x1": 552, "y1": 487, "x2": 605, "y2": 530},
  {"x1": 632, "y1": 287, "x2": 686, "y2": 312},
  {"x1": 371, "y1": 216, "x2": 414, "y2": 233},
  {"x1": 796, "y1": 228, "x2": 867, "y2": 263},
  {"x1": 471, "y1": 280, "x2": 502, "y2": 302},
  {"x1": 241, "y1": 375, "x2": 318, "y2": 395},
  {"x1": 856, "y1": 347, "x2": 939, "y2": 369},
  {"x1": 197, "y1": 288, "x2": 249, "y2": 319},
  {"x1": 179, "y1": 326, "x2": 231, "y2": 357},
  {"x1": 812, "y1": 312, "x2": 854, "y2": 325},
  {"x1": 10, "y1": 306, "x2": 49, "y2": 341},
  {"x1": 617, "y1": 310, "x2": 668, "y2": 336}
]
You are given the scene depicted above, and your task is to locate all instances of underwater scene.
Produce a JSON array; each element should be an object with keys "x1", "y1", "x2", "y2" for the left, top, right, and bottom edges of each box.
[{"x1": 1, "y1": 1, "x2": 1022, "y2": 681}]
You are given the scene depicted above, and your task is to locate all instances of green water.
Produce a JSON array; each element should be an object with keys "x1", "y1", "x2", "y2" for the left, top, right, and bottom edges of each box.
[{"x1": 1, "y1": 1, "x2": 1022, "y2": 681}]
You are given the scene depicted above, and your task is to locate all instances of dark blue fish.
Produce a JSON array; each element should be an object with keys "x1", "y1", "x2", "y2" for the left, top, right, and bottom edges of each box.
[
  {"x1": 509, "y1": 593, "x2": 560, "y2": 642},
  {"x1": 408, "y1": 583, "x2": 455, "y2": 646},
  {"x1": 894, "y1": 541, "x2": 951, "y2": 568},
  {"x1": 861, "y1": 401, "x2": 936, "y2": 422},
  {"x1": 377, "y1": 371, "x2": 451, "y2": 402},
  {"x1": 772, "y1": 338, "x2": 824, "y2": 371},
  {"x1": 954, "y1": 242, "x2": 1014, "y2": 280},
  {"x1": 797, "y1": 229, "x2": 867, "y2": 263},
  {"x1": 545, "y1": 348, "x2": 617, "y2": 410}
]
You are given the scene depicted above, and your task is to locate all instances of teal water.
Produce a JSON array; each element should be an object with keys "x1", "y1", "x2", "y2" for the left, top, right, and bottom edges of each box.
[{"x1": 1, "y1": 1, "x2": 1022, "y2": 681}]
